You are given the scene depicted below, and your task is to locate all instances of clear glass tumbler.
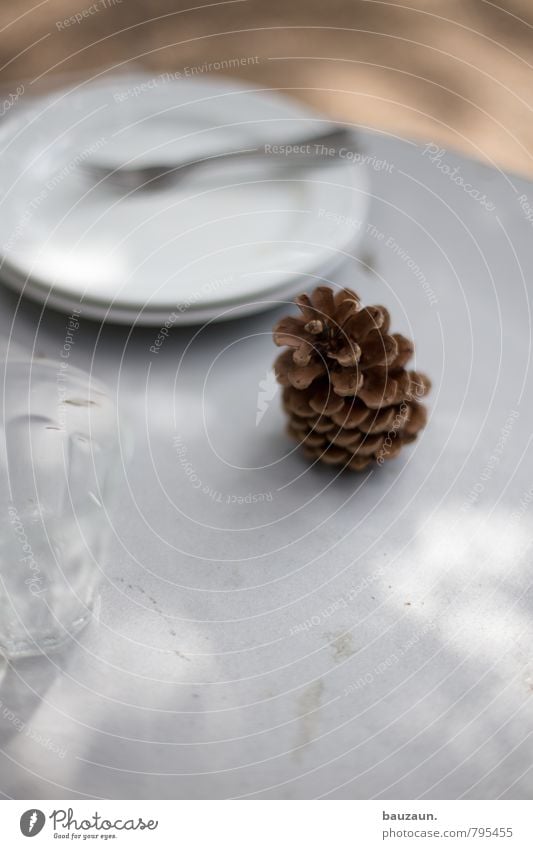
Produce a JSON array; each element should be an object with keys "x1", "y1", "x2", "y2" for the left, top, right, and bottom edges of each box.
[{"x1": 0, "y1": 359, "x2": 119, "y2": 658}]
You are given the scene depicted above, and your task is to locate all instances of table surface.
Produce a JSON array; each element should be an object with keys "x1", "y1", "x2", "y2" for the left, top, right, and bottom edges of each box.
[{"x1": 1, "y1": 129, "x2": 532, "y2": 800}]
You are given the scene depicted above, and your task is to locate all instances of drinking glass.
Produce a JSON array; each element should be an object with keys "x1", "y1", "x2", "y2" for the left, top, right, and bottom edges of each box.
[{"x1": 0, "y1": 359, "x2": 119, "y2": 658}]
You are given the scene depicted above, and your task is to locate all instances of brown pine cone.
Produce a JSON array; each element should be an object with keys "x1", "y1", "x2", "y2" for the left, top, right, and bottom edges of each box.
[{"x1": 273, "y1": 286, "x2": 430, "y2": 471}]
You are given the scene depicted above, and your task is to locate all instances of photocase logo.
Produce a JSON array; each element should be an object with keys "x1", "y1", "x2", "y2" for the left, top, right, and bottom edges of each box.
[
  {"x1": 20, "y1": 809, "x2": 46, "y2": 837},
  {"x1": 256, "y1": 369, "x2": 279, "y2": 426}
]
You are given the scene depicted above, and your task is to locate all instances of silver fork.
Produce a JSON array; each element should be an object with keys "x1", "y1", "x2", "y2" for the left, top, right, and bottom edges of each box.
[{"x1": 80, "y1": 126, "x2": 359, "y2": 193}]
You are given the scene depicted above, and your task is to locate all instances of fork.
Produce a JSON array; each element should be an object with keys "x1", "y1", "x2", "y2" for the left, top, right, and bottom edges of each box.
[{"x1": 80, "y1": 126, "x2": 359, "y2": 194}]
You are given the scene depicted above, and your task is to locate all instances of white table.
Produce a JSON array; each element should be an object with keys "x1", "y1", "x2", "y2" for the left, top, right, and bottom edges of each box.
[{"x1": 1, "y1": 130, "x2": 532, "y2": 799}]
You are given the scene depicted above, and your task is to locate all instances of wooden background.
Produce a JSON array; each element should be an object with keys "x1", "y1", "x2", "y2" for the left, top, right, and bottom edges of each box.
[{"x1": 1, "y1": 0, "x2": 532, "y2": 176}]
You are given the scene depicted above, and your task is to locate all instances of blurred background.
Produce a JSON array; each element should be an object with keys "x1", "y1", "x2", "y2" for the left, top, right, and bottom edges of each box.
[{"x1": 1, "y1": 0, "x2": 532, "y2": 176}]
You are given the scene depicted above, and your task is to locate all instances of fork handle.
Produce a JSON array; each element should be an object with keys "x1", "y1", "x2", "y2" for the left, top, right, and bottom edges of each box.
[
  {"x1": 87, "y1": 126, "x2": 359, "y2": 192},
  {"x1": 255, "y1": 127, "x2": 358, "y2": 158}
]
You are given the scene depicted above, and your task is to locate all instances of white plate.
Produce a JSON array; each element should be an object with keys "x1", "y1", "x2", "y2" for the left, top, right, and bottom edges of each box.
[{"x1": 0, "y1": 74, "x2": 368, "y2": 324}]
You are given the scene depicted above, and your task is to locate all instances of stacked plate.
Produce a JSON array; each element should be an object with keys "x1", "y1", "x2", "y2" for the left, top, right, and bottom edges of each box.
[{"x1": 0, "y1": 73, "x2": 368, "y2": 325}]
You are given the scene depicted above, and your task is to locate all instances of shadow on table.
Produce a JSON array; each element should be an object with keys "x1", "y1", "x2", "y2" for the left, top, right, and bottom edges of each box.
[{"x1": 0, "y1": 652, "x2": 67, "y2": 747}]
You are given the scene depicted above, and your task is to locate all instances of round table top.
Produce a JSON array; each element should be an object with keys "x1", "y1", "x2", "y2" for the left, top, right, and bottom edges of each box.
[{"x1": 1, "y1": 129, "x2": 532, "y2": 800}]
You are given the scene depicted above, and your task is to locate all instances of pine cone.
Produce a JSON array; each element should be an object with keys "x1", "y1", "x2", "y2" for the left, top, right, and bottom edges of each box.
[{"x1": 273, "y1": 286, "x2": 430, "y2": 471}]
